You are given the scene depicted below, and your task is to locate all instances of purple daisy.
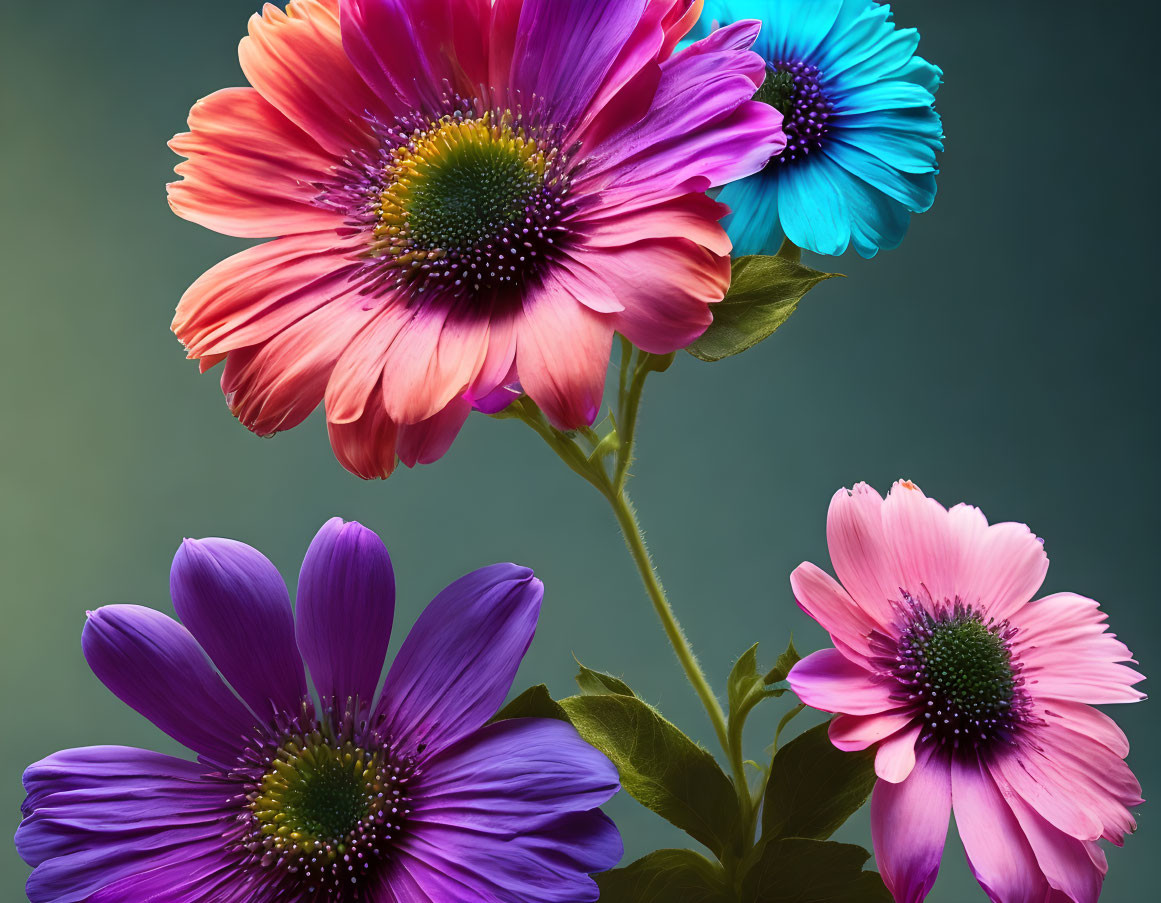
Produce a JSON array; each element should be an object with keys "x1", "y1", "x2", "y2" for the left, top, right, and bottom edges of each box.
[{"x1": 16, "y1": 518, "x2": 621, "y2": 902}]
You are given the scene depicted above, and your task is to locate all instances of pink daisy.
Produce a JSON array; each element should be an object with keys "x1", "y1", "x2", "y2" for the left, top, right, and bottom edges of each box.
[
  {"x1": 168, "y1": 0, "x2": 785, "y2": 478},
  {"x1": 787, "y1": 480, "x2": 1144, "y2": 903}
]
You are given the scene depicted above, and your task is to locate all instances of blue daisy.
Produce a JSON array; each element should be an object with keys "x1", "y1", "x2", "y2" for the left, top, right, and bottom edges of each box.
[{"x1": 695, "y1": 0, "x2": 943, "y2": 258}]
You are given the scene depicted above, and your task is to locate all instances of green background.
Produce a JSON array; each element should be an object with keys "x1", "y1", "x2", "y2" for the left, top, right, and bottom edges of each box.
[{"x1": 1, "y1": 1, "x2": 1157, "y2": 899}]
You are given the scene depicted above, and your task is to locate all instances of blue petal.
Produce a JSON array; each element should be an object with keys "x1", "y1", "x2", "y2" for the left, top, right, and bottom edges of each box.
[
  {"x1": 827, "y1": 136, "x2": 937, "y2": 211},
  {"x1": 841, "y1": 176, "x2": 913, "y2": 259},
  {"x1": 720, "y1": 172, "x2": 784, "y2": 256},
  {"x1": 834, "y1": 110, "x2": 943, "y2": 174},
  {"x1": 778, "y1": 156, "x2": 851, "y2": 256},
  {"x1": 835, "y1": 80, "x2": 937, "y2": 114}
]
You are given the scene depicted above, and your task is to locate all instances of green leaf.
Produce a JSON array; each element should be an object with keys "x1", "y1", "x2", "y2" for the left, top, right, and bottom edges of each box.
[
  {"x1": 742, "y1": 838, "x2": 891, "y2": 903},
  {"x1": 576, "y1": 663, "x2": 637, "y2": 697},
  {"x1": 762, "y1": 722, "x2": 876, "y2": 841},
  {"x1": 687, "y1": 254, "x2": 839, "y2": 362},
  {"x1": 491, "y1": 684, "x2": 570, "y2": 723},
  {"x1": 596, "y1": 849, "x2": 733, "y2": 903},
  {"x1": 728, "y1": 644, "x2": 787, "y2": 731},
  {"x1": 559, "y1": 693, "x2": 742, "y2": 858},
  {"x1": 764, "y1": 638, "x2": 801, "y2": 684}
]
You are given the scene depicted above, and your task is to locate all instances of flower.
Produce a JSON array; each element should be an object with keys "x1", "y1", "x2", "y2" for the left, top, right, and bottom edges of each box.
[
  {"x1": 787, "y1": 481, "x2": 1144, "y2": 903},
  {"x1": 691, "y1": 0, "x2": 943, "y2": 257},
  {"x1": 16, "y1": 518, "x2": 621, "y2": 902},
  {"x1": 168, "y1": 0, "x2": 785, "y2": 478}
]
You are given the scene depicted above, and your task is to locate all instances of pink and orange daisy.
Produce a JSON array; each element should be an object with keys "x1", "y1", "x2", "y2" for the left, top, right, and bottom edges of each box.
[
  {"x1": 168, "y1": 0, "x2": 785, "y2": 478},
  {"x1": 788, "y1": 480, "x2": 1144, "y2": 903}
]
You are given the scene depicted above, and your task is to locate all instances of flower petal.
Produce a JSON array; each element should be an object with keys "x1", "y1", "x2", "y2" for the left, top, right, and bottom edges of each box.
[
  {"x1": 397, "y1": 397, "x2": 472, "y2": 468},
  {"x1": 295, "y1": 518, "x2": 395, "y2": 706},
  {"x1": 168, "y1": 87, "x2": 341, "y2": 238},
  {"x1": 945, "y1": 502, "x2": 1049, "y2": 623},
  {"x1": 375, "y1": 563, "x2": 542, "y2": 756},
  {"x1": 829, "y1": 710, "x2": 915, "y2": 752},
  {"x1": 1007, "y1": 793, "x2": 1108, "y2": 903},
  {"x1": 880, "y1": 480, "x2": 959, "y2": 607},
  {"x1": 825, "y1": 482, "x2": 899, "y2": 627},
  {"x1": 220, "y1": 293, "x2": 377, "y2": 436},
  {"x1": 239, "y1": 0, "x2": 385, "y2": 156},
  {"x1": 582, "y1": 21, "x2": 783, "y2": 201},
  {"x1": 170, "y1": 538, "x2": 307, "y2": 718},
  {"x1": 790, "y1": 561, "x2": 880, "y2": 665},
  {"x1": 172, "y1": 233, "x2": 361, "y2": 361},
  {"x1": 871, "y1": 747, "x2": 951, "y2": 903},
  {"x1": 1013, "y1": 593, "x2": 1144, "y2": 705},
  {"x1": 788, "y1": 648, "x2": 895, "y2": 716},
  {"x1": 951, "y1": 759, "x2": 1048, "y2": 903},
  {"x1": 595, "y1": 237, "x2": 729, "y2": 355},
  {"x1": 401, "y1": 810, "x2": 621, "y2": 903},
  {"x1": 326, "y1": 391, "x2": 401, "y2": 480},
  {"x1": 874, "y1": 722, "x2": 921, "y2": 783},
  {"x1": 81, "y1": 606, "x2": 257, "y2": 764},
  {"x1": 415, "y1": 718, "x2": 619, "y2": 833},
  {"x1": 516, "y1": 270, "x2": 615, "y2": 429}
]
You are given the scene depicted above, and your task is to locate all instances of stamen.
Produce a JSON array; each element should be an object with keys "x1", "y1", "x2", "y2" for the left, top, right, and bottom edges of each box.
[{"x1": 755, "y1": 60, "x2": 834, "y2": 164}]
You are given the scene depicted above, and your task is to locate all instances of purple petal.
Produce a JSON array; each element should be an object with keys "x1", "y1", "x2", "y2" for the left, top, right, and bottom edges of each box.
[
  {"x1": 296, "y1": 518, "x2": 395, "y2": 707},
  {"x1": 871, "y1": 746, "x2": 952, "y2": 903},
  {"x1": 508, "y1": 0, "x2": 648, "y2": 128},
  {"x1": 82, "y1": 606, "x2": 258, "y2": 764},
  {"x1": 374, "y1": 563, "x2": 541, "y2": 755},
  {"x1": 579, "y1": 20, "x2": 783, "y2": 201},
  {"x1": 170, "y1": 537, "x2": 307, "y2": 718},
  {"x1": 415, "y1": 718, "x2": 619, "y2": 833},
  {"x1": 402, "y1": 810, "x2": 622, "y2": 903},
  {"x1": 17, "y1": 746, "x2": 236, "y2": 903}
]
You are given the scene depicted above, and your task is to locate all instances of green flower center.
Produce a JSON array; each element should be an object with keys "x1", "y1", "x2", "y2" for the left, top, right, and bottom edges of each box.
[
  {"x1": 914, "y1": 616, "x2": 1016, "y2": 716},
  {"x1": 754, "y1": 69, "x2": 798, "y2": 117}
]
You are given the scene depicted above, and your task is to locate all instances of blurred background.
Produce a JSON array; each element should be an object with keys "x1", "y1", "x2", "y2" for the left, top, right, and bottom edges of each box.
[{"x1": 1, "y1": 0, "x2": 1157, "y2": 898}]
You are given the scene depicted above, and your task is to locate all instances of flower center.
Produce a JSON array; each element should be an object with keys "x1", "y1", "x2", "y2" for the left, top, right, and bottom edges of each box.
[
  {"x1": 755, "y1": 61, "x2": 833, "y2": 164},
  {"x1": 236, "y1": 721, "x2": 414, "y2": 894},
  {"x1": 886, "y1": 597, "x2": 1028, "y2": 753},
  {"x1": 372, "y1": 110, "x2": 570, "y2": 299}
]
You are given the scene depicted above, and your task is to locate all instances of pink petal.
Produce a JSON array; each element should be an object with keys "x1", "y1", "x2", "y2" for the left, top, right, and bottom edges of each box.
[
  {"x1": 238, "y1": 0, "x2": 385, "y2": 156},
  {"x1": 787, "y1": 648, "x2": 896, "y2": 716},
  {"x1": 871, "y1": 749, "x2": 951, "y2": 903},
  {"x1": 945, "y1": 502, "x2": 1048, "y2": 622},
  {"x1": 221, "y1": 295, "x2": 374, "y2": 436},
  {"x1": 829, "y1": 710, "x2": 915, "y2": 751},
  {"x1": 380, "y1": 310, "x2": 490, "y2": 425},
  {"x1": 826, "y1": 483, "x2": 901, "y2": 627},
  {"x1": 397, "y1": 397, "x2": 472, "y2": 468},
  {"x1": 466, "y1": 313, "x2": 519, "y2": 405},
  {"x1": 341, "y1": 0, "x2": 490, "y2": 114},
  {"x1": 790, "y1": 561, "x2": 882, "y2": 666},
  {"x1": 168, "y1": 87, "x2": 341, "y2": 238},
  {"x1": 1041, "y1": 700, "x2": 1129, "y2": 758},
  {"x1": 593, "y1": 238, "x2": 729, "y2": 354},
  {"x1": 516, "y1": 270, "x2": 615, "y2": 430},
  {"x1": 173, "y1": 233, "x2": 361, "y2": 359},
  {"x1": 325, "y1": 389, "x2": 399, "y2": 480},
  {"x1": 874, "y1": 722, "x2": 921, "y2": 783},
  {"x1": 1006, "y1": 794, "x2": 1106, "y2": 903},
  {"x1": 576, "y1": 193, "x2": 733, "y2": 257},
  {"x1": 880, "y1": 480, "x2": 959, "y2": 608},
  {"x1": 1014, "y1": 592, "x2": 1145, "y2": 705},
  {"x1": 324, "y1": 300, "x2": 416, "y2": 425},
  {"x1": 951, "y1": 759, "x2": 1048, "y2": 903}
]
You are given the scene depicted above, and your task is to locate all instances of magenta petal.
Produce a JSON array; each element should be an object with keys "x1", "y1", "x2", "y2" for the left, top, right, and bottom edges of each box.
[
  {"x1": 508, "y1": 0, "x2": 650, "y2": 129},
  {"x1": 873, "y1": 722, "x2": 921, "y2": 783},
  {"x1": 789, "y1": 561, "x2": 880, "y2": 665},
  {"x1": 829, "y1": 710, "x2": 915, "y2": 751},
  {"x1": 82, "y1": 606, "x2": 257, "y2": 764},
  {"x1": 871, "y1": 749, "x2": 951, "y2": 903},
  {"x1": 787, "y1": 648, "x2": 895, "y2": 715},
  {"x1": 170, "y1": 537, "x2": 307, "y2": 718},
  {"x1": 295, "y1": 518, "x2": 395, "y2": 707},
  {"x1": 951, "y1": 759, "x2": 1048, "y2": 903},
  {"x1": 1006, "y1": 794, "x2": 1107, "y2": 903},
  {"x1": 374, "y1": 563, "x2": 542, "y2": 756}
]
